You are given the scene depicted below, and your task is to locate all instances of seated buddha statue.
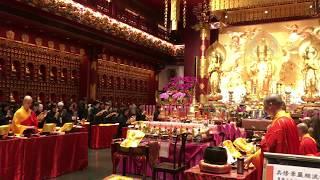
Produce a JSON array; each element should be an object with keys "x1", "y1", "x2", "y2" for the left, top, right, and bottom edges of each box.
[
  {"x1": 61, "y1": 72, "x2": 65, "y2": 81},
  {"x1": 11, "y1": 63, "x2": 16, "y2": 72},
  {"x1": 25, "y1": 67, "x2": 30, "y2": 77}
]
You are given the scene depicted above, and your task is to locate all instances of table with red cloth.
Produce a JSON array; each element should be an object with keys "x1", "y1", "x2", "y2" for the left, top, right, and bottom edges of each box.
[
  {"x1": 0, "y1": 132, "x2": 88, "y2": 180},
  {"x1": 115, "y1": 141, "x2": 210, "y2": 177},
  {"x1": 90, "y1": 124, "x2": 118, "y2": 149},
  {"x1": 184, "y1": 165, "x2": 257, "y2": 180}
]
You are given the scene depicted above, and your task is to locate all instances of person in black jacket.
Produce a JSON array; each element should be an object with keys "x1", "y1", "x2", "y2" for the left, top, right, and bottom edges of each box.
[
  {"x1": 153, "y1": 105, "x2": 161, "y2": 121},
  {"x1": 89, "y1": 101, "x2": 101, "y2": 125},
  {"x1": 55, "y1": 102, "x2": 72, "y2": 126},
  {"x1": 115, "y1": 108, "x2": 129, "y2": 138},
  {"x1": 43, "y1": 104, "x2": 58, "y2": 125},
  {"x1": 136, "y1": 105, "x2": 146, "y2": 121}
]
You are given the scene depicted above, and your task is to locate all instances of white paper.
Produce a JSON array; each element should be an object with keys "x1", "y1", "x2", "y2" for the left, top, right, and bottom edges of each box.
[
  {"x1": 159, "y1": 141, "x2": 170, "y2": 158},
  {"x1": 269, "y1": 164, "x2": 320, "y2": 180}
]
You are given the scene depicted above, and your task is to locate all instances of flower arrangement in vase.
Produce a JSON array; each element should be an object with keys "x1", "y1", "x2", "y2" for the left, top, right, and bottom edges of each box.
[{"x1": 159, "y1": 76, "x2": 197, "y2": 105}]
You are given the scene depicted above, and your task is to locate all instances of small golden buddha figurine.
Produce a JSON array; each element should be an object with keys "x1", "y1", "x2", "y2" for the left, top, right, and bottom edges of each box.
[
  {"x1": 11, "y1": 63, "x2": 16, "y2": 72},
  {"x1": 6, "y1": 30, "x2": 15, "y2": 40},
  {"x1": 25, "y1": 66, "x2": 30, "y2": 75},
  {"x1": 50, "y1": 71, "x2": 55, "y2": 80},
  {"x1": 21, "y1": 34, "x2": 29, "y2": 43},
  {"x1": 61, "y1": 72, "x2": 65, "y2": 81}
]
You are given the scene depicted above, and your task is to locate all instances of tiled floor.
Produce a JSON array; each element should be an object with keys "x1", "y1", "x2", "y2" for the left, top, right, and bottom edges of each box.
[{"x1": 54, "y1": 149, "x2": 113, "y2": 180}]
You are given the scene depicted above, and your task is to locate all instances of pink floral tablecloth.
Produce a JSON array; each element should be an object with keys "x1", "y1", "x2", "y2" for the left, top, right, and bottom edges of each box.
[
  {"x1": 113, "y1": 122, "x2": 246, "y2": 179},
  {"x1": 115, "y1": 141, "x2": 209, "y2": 179},
  {"x1": 210, "y1": 123, "x2": 246, "y2": 146}
]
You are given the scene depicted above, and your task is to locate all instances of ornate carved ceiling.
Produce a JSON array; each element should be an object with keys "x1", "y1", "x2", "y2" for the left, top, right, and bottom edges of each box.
[{"x1": 209, "y1": 0, "x2": 320, "y2": 25}]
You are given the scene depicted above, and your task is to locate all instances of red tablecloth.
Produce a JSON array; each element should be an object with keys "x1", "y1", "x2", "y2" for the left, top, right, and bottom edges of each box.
[
  {"x1": 0, "y1": 132, "x2": 88, "y2": 180},
  {"x1": 90, "y1": 125, "x2": 118, "y2": 149},
  {"x1": 184, "y1": 165, "x2": 257, "y2": 180}
]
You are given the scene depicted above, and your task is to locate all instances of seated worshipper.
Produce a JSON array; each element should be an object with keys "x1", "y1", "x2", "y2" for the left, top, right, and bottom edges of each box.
[
  {"x1": 115, "y1": 108, "x2": 129, "y2": 138},
  {"x1": 55, "y1": 102, "x2": 71, "y2": 126},
  {"x1": 12, "y1": 96, "x2": 38, "y2": 134},
  {"x1": 33, "y1": 102, "x2": 40, "y2": 115},
  {"x1": 77, "y1": 99, "x2": 87, "y2": 120},
  {"x1": 36, "y1": 103, "x2": 47, "y2": 128},
  {"x1": 153, "y1": 105, "x2": 161, "y2": 121},
  {"x1": 44, "y1": 104, "x2": 58, "y2": 125},
  {"x1": 89, "y1": 101, "x2": 101, "y2": 125},
  {"x1": 0, "y1": 103, "x2": 11, "y2": 125},
  {"x1": 135, "y1": 105, "x2": 146, "y2": 121},
  {"x1": 297, "y1": 123, "x2": 318, "y2": 155},
  {"x1": 95, "y1": 102, "x2": 112, "y2": 124},
  {"x1": 68, "y1": 103, "x2": 78, "y2": 123}
]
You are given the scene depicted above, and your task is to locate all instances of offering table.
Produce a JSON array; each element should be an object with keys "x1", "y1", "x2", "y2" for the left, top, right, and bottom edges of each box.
[
  {"x1": 184, "y1": 165, "x2": 257, "y2": 180},
  {"x1": 90, "y1": 124, "x2": 118, "y2": 149},
  {"x1": 0, "y1": 132, "x2": 88, "y2": 180}
]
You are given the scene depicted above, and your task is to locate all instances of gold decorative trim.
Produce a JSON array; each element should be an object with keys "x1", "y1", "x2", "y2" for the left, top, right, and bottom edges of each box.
[
  {"x1": 17, "y1": 0, "x2": 184, "y2": 55},
  {"x1": 0, "y1": 37, "x2": 83, "y2": 58},
  {"x1": 210, "y1": 0, "x2": 318, "y2": 25}
]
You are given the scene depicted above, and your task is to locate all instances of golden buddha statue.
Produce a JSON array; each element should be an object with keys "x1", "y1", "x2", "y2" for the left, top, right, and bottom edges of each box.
[
  {"x1": 208, "y1": 52, "x2": 223, "y2": 97},
  {"x1": 249, "y1": 38, "x2": 274, "y2": 99},
  {"x1": 303, "y1": 46, "x2": 319, "y2": 98}
]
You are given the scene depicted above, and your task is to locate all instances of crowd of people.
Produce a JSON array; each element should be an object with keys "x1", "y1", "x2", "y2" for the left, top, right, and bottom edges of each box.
[
  {"x1": 1, "y1": 95, "x2": 320, "y2": 156},
  {"x1": 0, "y1": 96, "x2": 162, "y2": 137}
]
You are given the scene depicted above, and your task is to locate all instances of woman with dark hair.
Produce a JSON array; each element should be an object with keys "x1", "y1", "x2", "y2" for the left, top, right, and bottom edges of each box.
[
  {"x1": 136, "y1": 104, "x2": 146, "y2": 121},
  {"x1": 311, "y1": 115, "x2": 320, "y2": 150},
  {"x1": 43, "y1": 104, "x2": 58, "y2": 125}
]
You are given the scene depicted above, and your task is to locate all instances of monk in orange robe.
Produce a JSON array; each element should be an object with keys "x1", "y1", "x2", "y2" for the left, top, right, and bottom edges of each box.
[
  {"x1": 297, "y1": 123, "x2": 318, "y2": 155},
  {"x1": 12, "y1": 95, "x2": 38, "y2": 134},
  {"x1": 260, "y1": 95, "x2": 300, "y2": 154},
  {"x1": 250, "y1": 95, "x2": 299, "y2": 180}
]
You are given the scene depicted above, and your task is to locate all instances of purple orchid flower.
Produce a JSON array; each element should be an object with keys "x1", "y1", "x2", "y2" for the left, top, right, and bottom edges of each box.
[
  {"x1": 172, "y1": 92, "x2": 186, "y2": 100},
  {"x1": 159, "y1": 92, "x2": 169, "y2": 99}
]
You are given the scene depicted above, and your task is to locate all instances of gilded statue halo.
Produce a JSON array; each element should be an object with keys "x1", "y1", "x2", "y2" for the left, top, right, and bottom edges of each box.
[{"x1": 205, "y1": 41, "x2": 226, "y2": 61}]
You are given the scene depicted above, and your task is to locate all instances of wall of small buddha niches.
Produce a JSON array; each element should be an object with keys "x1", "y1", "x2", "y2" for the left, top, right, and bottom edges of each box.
[
  {"x1": 0, "y1": 29, "x2": 83, "y2": 103},
  {"x1": 97, "y1": 54, "x2": 156, "y2": 105}
]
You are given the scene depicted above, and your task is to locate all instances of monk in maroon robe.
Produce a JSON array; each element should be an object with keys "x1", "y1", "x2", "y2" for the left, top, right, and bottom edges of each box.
[{"x1": 297, "y1": 123, "x2": 318, "y2": 155}]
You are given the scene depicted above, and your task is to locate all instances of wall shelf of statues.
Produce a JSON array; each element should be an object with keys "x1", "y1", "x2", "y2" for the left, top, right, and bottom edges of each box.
[
  {"x1": 0, "y1": 30, "x2": 83, "y2": 102},
  {"x1": 96, "y1": 54, "x2": 155, "y2": 104}
]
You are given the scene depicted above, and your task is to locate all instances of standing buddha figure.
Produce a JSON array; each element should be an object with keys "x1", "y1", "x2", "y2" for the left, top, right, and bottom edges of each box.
[
  {"x1": 249, "y1": 38, "x2": 273, "y2": 99},
  {"x1": 303, "y1": 46, "x2": 319, "y2": 98},
  {"x1": 208, "y1": 52, "x2": 223, "y2": 97}
]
